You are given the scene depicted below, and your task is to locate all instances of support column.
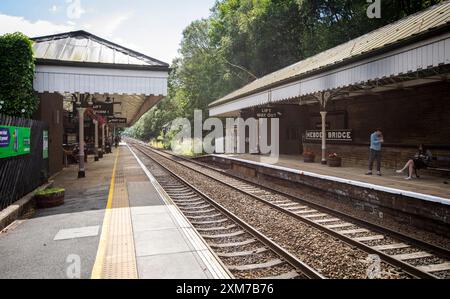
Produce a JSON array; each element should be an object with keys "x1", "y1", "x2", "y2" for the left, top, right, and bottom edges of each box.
[
  {"x1": 105, "y1": 125, "x2": 110, "y2": 153},
  {"x1": 113, "y1": 125, "x2": 117, "y2": 148},
  {"x1": 93, "y1": 119, "x2": 99, "y2": 161},
  {"x1": 77, "y1": 108, "x2": 87, "y2": 178},
  {"x1": 320, "y1": 111, "x2": 328, "y2": 165},
  {"x1": 101, "y1": 123, "x2": 106, "y2": 155}
]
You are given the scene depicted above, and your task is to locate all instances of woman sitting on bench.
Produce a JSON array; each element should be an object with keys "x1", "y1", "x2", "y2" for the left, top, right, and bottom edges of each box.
[{"x1": 396, "y1": 144, "x2": 432, "y2": 180}]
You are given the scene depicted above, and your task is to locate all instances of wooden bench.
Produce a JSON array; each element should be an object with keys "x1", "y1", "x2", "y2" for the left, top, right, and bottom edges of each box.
[
  {"x1": 428, "y1": 156, "x2": 450, "y2": 177},
  {"x1": 416, "y1": 156, "x2": 450, "y2": 179}
]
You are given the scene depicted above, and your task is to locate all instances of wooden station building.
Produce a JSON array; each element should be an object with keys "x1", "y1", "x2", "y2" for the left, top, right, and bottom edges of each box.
[{"x1": 209, "y1": 2, "x2": 450, "y2": 172}]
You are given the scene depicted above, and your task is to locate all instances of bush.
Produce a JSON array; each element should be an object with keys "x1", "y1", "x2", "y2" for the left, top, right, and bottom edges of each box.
[
  {"x1": 35, "y1": 188, "x2": 65, "y2": 196},
  {"x1": 0, "y1": 32, "x2": 38, "y2": 118}
]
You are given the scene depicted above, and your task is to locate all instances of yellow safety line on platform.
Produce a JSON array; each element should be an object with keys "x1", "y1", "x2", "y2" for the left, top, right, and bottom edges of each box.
[{"x1": 91, "y1": 149, "x2": 119, "y2": 279}]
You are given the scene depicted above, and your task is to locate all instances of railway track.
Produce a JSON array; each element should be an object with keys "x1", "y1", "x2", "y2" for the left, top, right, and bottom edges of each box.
[
  {"x1": 127, "y1": 142, "x2": 323, "y2": 279},
  {"x1": 128, "y1": 139, "x2": 450, "y2": 279}
]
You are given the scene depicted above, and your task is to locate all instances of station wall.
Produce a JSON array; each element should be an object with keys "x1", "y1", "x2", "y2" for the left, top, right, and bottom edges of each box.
[
  {"x1": 301, "y1": 81, "x2": 450, "y2": 169},
  {"x1": 34, "y1": 92, "x2": 64, "y2": 176},
  {"x1": 241, "y1": 81, "x2": 450, "y2": 170}
]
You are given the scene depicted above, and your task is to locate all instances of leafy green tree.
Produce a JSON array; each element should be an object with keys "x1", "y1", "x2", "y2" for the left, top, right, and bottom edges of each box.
[
  {"x1": 128, "y1": 0, "x2": 442, "y2": 143},
  {"x1": 0, "y1": 32, "x2": 38, "y2": 118}
]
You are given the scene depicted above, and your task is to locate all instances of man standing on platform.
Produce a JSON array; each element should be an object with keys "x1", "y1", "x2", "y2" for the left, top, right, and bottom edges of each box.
[{"x1": 366, "y1": 128, "x2": 384, "y2": 176}]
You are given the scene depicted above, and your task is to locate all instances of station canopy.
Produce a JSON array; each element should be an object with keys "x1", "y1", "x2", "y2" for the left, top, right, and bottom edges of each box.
[
  {"x1": 32, "y1": 30, "x2": 170, "y2": 125},
  {"x1": 209, "y1": 1, "x2": 450, "y2": 117}
]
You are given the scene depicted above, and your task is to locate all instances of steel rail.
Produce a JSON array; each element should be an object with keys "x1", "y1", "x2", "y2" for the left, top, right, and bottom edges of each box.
[
  {"x1": 160, "y1": 148, "x2": 450, "y2": 259},
  {"x1": 129, "y1": 142, "x2": 325, "y2": 279},
  {"x1": 128, "y1": 140, "x2": 449, "y2": 279}
]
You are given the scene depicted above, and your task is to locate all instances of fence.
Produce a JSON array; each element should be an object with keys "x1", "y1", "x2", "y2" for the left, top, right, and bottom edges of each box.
[{"x1": 0, "y1": 114, "x2": 49, "y2": 210}]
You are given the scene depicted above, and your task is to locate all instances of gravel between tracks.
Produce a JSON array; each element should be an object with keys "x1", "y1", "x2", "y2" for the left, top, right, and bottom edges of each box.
[
  {"x1": 220, "y1": 166, "x2": 450, "y2": 250},
  {"x1": 137, "y1": 148, "x2": 412, "y2": 279}
]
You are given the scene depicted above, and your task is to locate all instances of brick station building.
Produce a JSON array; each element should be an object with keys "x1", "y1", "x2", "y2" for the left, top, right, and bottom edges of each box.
[{"x1": 209, "y1": 2, "x2": 450, "y2": 172}]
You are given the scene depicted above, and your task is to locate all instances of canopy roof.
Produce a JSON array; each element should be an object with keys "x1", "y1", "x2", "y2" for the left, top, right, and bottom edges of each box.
[
  {"x1": 209, "y1": 1, "x2": 450, "y2": 114},
  {"x1": 32, "y1": 31, "x2": 170, "y2": 126},
  {"x1": 32, "y1": 30, "x2": 168, "y2": 70}
]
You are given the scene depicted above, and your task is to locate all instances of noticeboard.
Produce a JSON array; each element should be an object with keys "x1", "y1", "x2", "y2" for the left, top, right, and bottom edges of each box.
[
  {"x1": 0, "y1": 126, "x2": 31, "y2": 159},
  {"x1": 43, "y1": 130, "x2": 49, "y2": 159}
]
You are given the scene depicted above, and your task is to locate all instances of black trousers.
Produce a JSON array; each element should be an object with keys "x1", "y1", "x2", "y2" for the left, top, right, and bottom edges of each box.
[{"x1": 368, "y1": 149, "x2": 382, "y2": 172}]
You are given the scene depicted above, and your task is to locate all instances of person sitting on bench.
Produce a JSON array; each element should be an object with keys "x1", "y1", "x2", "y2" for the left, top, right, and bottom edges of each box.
[{"x1": 396, "y1": 144, "x2": 432, "y2": 180}]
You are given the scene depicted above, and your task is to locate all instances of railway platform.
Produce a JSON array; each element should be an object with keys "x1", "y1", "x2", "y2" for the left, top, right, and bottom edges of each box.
[
  {"x1": 0, "y1": 144, "x2": 230, "y2": 279},
  {"x1": 208, "y1": 154, "x2": 450, "y2": 202}
]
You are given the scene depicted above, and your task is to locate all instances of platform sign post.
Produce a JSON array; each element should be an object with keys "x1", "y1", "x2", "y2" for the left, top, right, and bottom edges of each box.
[
  {"x1": 0, "y1": 126, "x2": 31, "y2": 159},
  {"x1": 107, "y1": 117, "x2": 127, "y2": 124}
]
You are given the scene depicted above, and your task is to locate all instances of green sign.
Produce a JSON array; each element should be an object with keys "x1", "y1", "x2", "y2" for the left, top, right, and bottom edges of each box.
[
  {"x1": 0, "y1": 126, "x2": 31, "y2": 159},
  {"x1": 43, "y1": 130, "x2": 49, "y2": 159}
]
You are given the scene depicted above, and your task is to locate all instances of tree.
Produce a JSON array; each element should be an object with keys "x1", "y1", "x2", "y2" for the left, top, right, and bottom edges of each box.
[
  {"x1": 128, "y1": 0, "x2": 442, "y2": 142},
  {"x1": 0, "y1": 32, "x2": 38, "y2": 118}
]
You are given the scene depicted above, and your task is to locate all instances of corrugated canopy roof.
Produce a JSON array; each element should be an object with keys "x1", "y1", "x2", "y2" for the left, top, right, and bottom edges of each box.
[
  {"x1": 210, "y1": 1, "x2": 450, "y2": 108},
  {"x1": 32, "y1": 30, "x2": 169, "y2": 69}
]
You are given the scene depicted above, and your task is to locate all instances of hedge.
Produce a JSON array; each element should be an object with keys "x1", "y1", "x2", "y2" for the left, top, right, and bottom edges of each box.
[{"x1": 0, "y1": 32, "x2": 38, "y2": 118}]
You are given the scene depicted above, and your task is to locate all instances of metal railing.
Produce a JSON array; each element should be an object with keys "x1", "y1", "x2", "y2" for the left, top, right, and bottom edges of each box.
[{"x1": 0, "y1": 114, "x2": 49, "y2": 210}]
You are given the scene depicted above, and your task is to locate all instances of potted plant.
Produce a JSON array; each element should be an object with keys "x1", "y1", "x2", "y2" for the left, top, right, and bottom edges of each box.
[
  {"x1": 303, "y1": 149, "x2": 315, "y2": 163},
  {"x1": 35, "y1": 188, "x2": 65, "y2": 209},
  {"x1": 328, "y1": 153, "x2": 342, "y2": 167}
]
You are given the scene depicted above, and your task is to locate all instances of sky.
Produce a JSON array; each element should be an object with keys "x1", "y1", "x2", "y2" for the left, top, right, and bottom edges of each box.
[{"x1": 0, "y1": 0, "x2": 217, "y2": 64}]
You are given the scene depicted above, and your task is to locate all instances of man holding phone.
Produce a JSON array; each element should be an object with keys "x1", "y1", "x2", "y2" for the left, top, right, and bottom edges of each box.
[{"x1": 366, "y1": 128, "x2": 384, "y2": 176}]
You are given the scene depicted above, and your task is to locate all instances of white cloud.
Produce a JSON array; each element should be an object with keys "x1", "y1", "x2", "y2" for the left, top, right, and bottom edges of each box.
[
  {"x1": 81, "y1": 12, "x2": 133, "y2": 39},
  {"x1": 66, "y1": 0, "x2": 86, "y2": 20},
  {"x1": 49, "y1": 5, "x2": 59, "y2": 13},
  {"x1": 0, "y1": 13, "x2": 74, "y2": 37}
]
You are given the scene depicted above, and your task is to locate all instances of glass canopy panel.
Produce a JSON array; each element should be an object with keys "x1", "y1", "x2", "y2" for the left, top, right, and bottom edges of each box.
[
  {"x1": 114, "y1": 50, "x2": 130, "y2": 64},
  {"x1": 85, "y1": 42, "x2": 101, "y2": 63},
  {"x1": 32, "y1": 32, "x2": 168, "y2": 68},
  {"x1": 41, "y1": 39, "x2": 66, "y2": 60},
  {"x1": 99, "y1": 45, "x2": 114, "y2": 63}
]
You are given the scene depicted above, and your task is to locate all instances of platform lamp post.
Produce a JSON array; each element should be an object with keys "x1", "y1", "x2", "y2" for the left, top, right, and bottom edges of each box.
[
  {"x1": 74, "y1": 93, "x2": 94, "y2": 178},
  {"x1": 320, "y1": 111, "x2": 328, "y2": 165},
  {"x1": 93, "y1": 119, "x2": 99, "y2": 162},
  {"x1": 313, "y1": 91, "x2": 332, "y2": 165}
]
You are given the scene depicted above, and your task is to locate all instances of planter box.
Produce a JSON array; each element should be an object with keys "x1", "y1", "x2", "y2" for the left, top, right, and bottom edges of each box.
[
  {"x1": 304, "y1": 155, "x2": 315, "y2": 163},
  {"x1": 328, "y1": 157, "x2": 342, "y2": 167},
  {"x1": 35, "y1": 191, "x2": 65, "y2": 209}
]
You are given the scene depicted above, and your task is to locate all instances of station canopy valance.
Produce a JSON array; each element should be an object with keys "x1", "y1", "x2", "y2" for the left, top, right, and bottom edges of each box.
[
  {"x1": 32, "y1": 30, "x2": 170, "y2": 125},
  {"x1": 209, "y1": 2, "x2": 450, "y2": 117}
]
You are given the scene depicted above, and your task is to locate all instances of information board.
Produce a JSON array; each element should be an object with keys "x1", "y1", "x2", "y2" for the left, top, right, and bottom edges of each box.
[
  {"x1": 0, "y1": 126, "x2": 31, "y2": 158},
  {"x1": 43, "y1": 130, "x2": 49, "y2": 159}
]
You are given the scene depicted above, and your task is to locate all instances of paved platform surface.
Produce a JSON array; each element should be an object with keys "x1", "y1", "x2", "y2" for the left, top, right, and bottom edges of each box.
[
  {"x1": 0, "y1": 145, "x2": 229, "y2": 279},
  {"x1": 217, "y1": 154, "x2": 450, "y2": 200}
]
